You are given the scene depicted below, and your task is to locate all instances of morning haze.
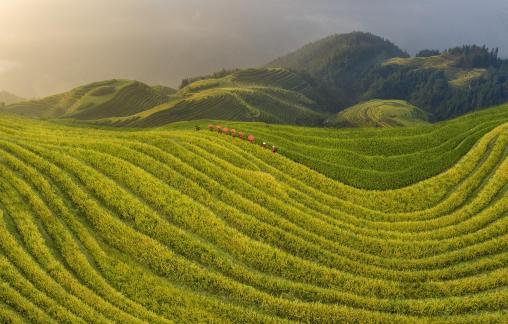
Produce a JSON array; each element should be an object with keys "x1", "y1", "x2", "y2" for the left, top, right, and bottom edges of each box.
[{"x1": 1, "y1": 0, "x2": 507, "y2": 98}]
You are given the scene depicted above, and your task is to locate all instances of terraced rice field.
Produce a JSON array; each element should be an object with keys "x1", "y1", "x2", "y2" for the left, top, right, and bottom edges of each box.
[
  {"x1": 3, "y1": 80, "x2": 169, "y2": 121},
  {"x1": 192, "y1": 103, "x2": 508, "y2": 189},
  {"x1": 102, "y1": 75, "x2": 324, "y2": 127},
  {"x1": 0, "y1": 107, "x2": 507, "y2": 322},
  {"x1": 330, "y1": 99, "x2": 429, "y2": 128}
]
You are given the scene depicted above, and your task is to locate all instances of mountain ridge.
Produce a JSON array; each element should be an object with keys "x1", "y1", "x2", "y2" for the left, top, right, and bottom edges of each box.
[{"x1": 2, "y1": 31, "x2": 508, "y2": 126}]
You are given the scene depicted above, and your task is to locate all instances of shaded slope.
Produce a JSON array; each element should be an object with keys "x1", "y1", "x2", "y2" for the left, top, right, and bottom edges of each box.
[
  {"x1": 267, "y1": 32, "x2": 508, "y2": 120},
  {"x1": 0, "y1": 110, "x2": 507, "y2": 322},
  {"x1": 384, "y1": 55, "x2": 488, "y2": 87},
  {"x1": 363, "y1": 46, "x2": 508, "y2": 120},
  {"x1": 267, "y1": 31, "x2": 409, "y2": 108},
  {"x1": 152, "y1": 85, "x2": 177, "y2": 97}
]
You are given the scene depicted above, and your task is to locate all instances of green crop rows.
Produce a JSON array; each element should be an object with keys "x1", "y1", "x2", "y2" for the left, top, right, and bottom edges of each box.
[
  {"x1": 330, "y1": 99, "x2": 429, "y2": 128},
  {"x1": 184, "y1": 102, "x2": 508, "y2": 189},
  {"x1": 0, "y1": 103, "x2": 507, "y2": 322}
]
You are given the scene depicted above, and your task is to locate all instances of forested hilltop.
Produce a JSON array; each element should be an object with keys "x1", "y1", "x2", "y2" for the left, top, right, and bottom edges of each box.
[
  {"x1": 268, "y1": 32, "x2": 508, "y2": 121},
  {"x1": 366, "y1": 45, "x2": 508, "y2": 120}
]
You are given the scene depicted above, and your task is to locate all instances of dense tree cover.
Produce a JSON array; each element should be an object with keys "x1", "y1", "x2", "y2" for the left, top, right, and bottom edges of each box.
[
  {"x1": 267, "y1": 32, "x2": 508, "y2": 121},
  {"x1": 267, "y1": 32, "x2": 409, "y2": 110},
  {"x1": 446, "y1": 45, "x2": 501, "y2": 69},
  {"x1": 364, "y1": 55, "x2": 508, "y2": 120},
  {"x1": 416, "y1": 49, "x2": 440, "y2": 57}
]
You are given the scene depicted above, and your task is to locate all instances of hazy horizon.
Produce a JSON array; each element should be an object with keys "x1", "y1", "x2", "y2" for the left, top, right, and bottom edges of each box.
[{"x1": 1, "y1": 0, "x2": 507, "y2": 98}]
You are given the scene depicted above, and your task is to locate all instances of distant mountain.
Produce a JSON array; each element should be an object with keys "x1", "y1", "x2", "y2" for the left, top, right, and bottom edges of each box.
[
  {"x1": 0, "y1": 90, "x2": 24, "y2": 105},
  {"x1": 328, "y1": 99, "x2": 429, "y2": 128},
  {"x1": 267, "y1": 32, "x2": 409, "y2": 109}
]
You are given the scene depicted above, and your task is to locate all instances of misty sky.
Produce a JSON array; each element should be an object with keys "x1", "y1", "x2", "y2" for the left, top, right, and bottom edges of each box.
[{"x1": 1, "y1": 0, "x2": 507, "y2": 98}]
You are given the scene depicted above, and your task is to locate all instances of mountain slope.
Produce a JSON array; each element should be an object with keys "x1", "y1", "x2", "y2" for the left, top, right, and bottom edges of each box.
[
  {"x1": 2, "y1": 79, "x2": 169, "y2": 120},
  {"x1": 365, "y1": 46, "x2": 508, "y2": 120},
  {"x1": 268, "y1": 32, "x2": 508, "y2": 120},
  {"x1": 267, "y1": 31, "x2": 409, "y2": 108},
  {"x1": 90, "y1": 68, "x2": 327, "y2": 127},
  {"x1": 0, "y1": 102, "x2": 507, "y2": 321},
  {"x1": 2, "y1": 32, "x2": 508, "y2": 126},
  {"x1": 152, "y1": 85, "x2": 177, "y2": 97},
  {"x1": 329, "y1": 99, "x2": 429, "y2": 128}
]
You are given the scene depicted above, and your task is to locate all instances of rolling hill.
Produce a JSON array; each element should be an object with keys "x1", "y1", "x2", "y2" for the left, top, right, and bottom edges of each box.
[
  {"x1": 1, "y1": 79, "x2": 170, "y2": 120},
  {"x1": 0, "y1": 102, "x2": 507, "y2": 322},
  {"x1": 85, "y1": 68, "x2": 327, "y2": 127},
  {"x1": 2, "y1": 32, "x2": 508, "y2": 127},
  {"x1": 1, "y1": 69, "x2": 327, "y2": 127},
  {"x1": 0, "y1": 90, "x2": 24, "y2": 105},
  {"x1": 329, "y1": 99, "x2": 430, "y2": 128}
]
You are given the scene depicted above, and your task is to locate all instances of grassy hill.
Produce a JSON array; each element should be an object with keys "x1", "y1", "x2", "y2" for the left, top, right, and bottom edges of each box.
[
  {"x1": 0, "y1": 90, "x2": 24, "y2": 105},
  {"x1": 329, "y1": 99, "x2": 430, "y2": 128},
  {"x1": 89, "y1": 68, "x2": 327, "y2": 127},
  {"x1": 2, "y1": 69, "x2": 328, "y2": 127},
  {"x1": 0, "y1": 102, "x2": 507, "y2": 322},
  {"x1": 2, "y1": 79, "x2": 170, "y2": 120}
]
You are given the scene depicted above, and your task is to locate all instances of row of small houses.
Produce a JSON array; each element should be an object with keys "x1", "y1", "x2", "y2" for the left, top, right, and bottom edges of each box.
[{"x1": 206, "y1": 124, "x2": 278, "y2": 153}]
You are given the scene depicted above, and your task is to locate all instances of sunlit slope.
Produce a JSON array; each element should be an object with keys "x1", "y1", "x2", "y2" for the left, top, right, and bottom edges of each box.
[
  {"x1": 168, "y1": 102, "x2": 508, "y2": 189},
  {"x1": 3, "y1": 80, "x2": 169, "y2": 120},
  {"x1": 330, "y1": 99, "x2": 429, "y2": 128},
  {"x1": 0, "y1": 109, "x2": 507, "y2": 322},
  {"x1": 91, "y1": 68, "x2": 327, "y2": 127}
]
